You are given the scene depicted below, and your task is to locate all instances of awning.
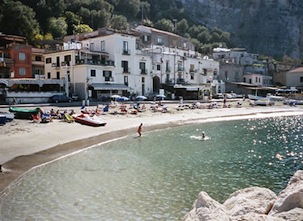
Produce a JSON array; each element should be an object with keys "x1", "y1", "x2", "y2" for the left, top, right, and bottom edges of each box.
[
  {"x1": 91, "y1": 83, "x2": 130, "y2": 91},
  {"x1": 174, "y1": 84, "x2": 200, "y2": 91}
]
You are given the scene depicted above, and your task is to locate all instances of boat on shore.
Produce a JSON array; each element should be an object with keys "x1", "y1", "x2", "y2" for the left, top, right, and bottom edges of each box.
[
  {"x1": 0, "y1": 112, "x2": 14, "y2": 122},
  {"x1": 9, "y1": 107, "x2": 41, "y2": 119},
  {"x1": 72, "y1": 114, "x2": 106, "y2": 127}
]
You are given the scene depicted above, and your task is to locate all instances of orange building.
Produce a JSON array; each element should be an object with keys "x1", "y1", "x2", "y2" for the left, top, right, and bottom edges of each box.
[{"x1": 0, "y1": 33, "x2": 32, "y2": 78}]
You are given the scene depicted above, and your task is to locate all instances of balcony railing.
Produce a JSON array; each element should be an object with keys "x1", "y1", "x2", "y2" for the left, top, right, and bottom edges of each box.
[
  {"x1": 75, "y1": 59, "x2": 115, "y2": 66},
  {"x1": 177, "y1": 67, "x2": 184, "y2": 72},
  {"x1": 123, "y1": 67, "x2": 131, "y2": 73},
  {"x1": 165, "y1": 67, "x2": 171, "y2": 73},
  {"x1": 122, "y1": 49, "x2": 131, "y2": 55},
  {"x1": 177, "y1": 78, "x2": 185, "y2": 84},
  {"x1": 140, "y1": 69, "x2": 148, "y2": 74}
]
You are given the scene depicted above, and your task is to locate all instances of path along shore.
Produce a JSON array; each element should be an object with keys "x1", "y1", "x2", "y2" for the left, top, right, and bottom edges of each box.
[{"x1": 1, "y1": 100, "x2": 303, "y2": 194}]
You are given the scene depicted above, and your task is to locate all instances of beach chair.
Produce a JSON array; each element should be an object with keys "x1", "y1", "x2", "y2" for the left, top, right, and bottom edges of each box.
[
  {"x1": 32, "y1": 114, "x2": 40, "y2": 123},
  {"x1": 64, "y1": 113, "x2": 74, "y2": 123}
]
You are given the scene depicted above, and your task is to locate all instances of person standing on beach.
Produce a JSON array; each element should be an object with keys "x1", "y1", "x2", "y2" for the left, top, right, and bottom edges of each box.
[{"x1": 137, "y1": 123, "x2": 143, "y2": 137}]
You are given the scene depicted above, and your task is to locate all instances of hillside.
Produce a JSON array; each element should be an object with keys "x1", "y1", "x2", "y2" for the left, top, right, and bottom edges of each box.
[{"x1": 182, "y1": 0, "x2": 303, "y2": 59}]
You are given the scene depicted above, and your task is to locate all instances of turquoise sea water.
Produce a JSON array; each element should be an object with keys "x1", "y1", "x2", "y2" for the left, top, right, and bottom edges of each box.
[{"x1": 1, "y1": 115, "x2": 303, "y2": 220}]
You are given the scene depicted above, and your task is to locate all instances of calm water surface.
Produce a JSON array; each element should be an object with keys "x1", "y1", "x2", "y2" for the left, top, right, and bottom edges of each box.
[{"x1": 1, "y1": 116, "x2": 303, "y2": 220}]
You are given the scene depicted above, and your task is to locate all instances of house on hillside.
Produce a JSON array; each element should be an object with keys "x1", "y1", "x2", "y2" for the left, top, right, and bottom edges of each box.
[{"x1": 283, "y1": 67, "x2": 303, "y2": 90}]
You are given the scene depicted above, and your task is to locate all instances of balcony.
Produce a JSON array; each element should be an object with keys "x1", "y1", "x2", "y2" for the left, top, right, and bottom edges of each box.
[
  {"x1": 51, "y1": 63, "x2": 60, "y2": 68},
  {"x1": 122, "y1": 67, "x2": 131, "y2": 73},
  {"x1": 140, "y1": 69, "x2": 148, "y2": 75},
  {"x1": 75, "y1": 59, "x2": 115, "y2": 66},
  {"x1": 122, "y1": 49, "x2": 131, "y2": 55},
  {"x1": 105, "y1": 77, "x2": 114, "y2": 82},
  {"x1": 177, "y1": 67, "x2": 184, "y2": 72},
  {"x1": 165, "y1": 67, "x2": 171, "y2": 73},
  {"x1": 177, "y1": 78, "x2": 185, "y2": 84}
]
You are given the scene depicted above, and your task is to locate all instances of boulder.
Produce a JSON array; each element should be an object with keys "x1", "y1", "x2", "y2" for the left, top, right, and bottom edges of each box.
[
  {"x1": 273, "y1": 207, "x2": 303, "y2": 221},
  {"x1": 183, "y1": 171, "x2": 303, "y2": 221},
  {"x1": 182, "y1": 191, "x2": 230, "y2": 221},
  {"x1": 223, "y1": 187, "x2": 277, "y2": 216},
  {"x1": 269, "y1": 170, "x2": 303, "y2": 215}
]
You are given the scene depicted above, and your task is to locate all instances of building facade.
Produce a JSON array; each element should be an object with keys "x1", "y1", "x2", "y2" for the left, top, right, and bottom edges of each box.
[{"x1": 44, "y1": 27, "x2": 221, "y2": 101}]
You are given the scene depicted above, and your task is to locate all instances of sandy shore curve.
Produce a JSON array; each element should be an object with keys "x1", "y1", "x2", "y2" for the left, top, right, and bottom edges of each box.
[{"x1": 1, "y1": 100, "x2": 303, "y2": 194}]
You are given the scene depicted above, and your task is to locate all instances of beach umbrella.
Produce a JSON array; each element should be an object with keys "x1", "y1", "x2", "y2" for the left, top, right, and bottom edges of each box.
[
  {"x1": 136, "y1": 95, "x2": 147, "y2": 100},
  {"x1": 156, "y1": 94, "x2": 166, "y2": 99},
  {"x1": 111, "y1": 94, "x2": 121, "y2": 99},
  {"x1": 117, "y1": 96, "x2": 129, "y2": 101}
]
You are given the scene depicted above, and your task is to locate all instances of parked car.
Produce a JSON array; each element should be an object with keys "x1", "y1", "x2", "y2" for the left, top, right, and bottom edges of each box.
[
  {"x1": 71, "y1": 94, "x2": 79, "y2": 101},
  {"x1": 49, "y1": 95, "x2": 72, "y2": 103}
]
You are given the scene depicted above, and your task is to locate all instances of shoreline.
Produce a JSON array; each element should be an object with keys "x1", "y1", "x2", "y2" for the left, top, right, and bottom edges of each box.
[{"x1": 1, "y1": 101, "x2": 303, "y2": 195}]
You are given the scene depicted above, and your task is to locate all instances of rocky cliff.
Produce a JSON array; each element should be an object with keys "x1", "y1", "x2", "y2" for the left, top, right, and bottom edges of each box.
[
  {"x1": 183, "y1": 170, "x2": 303, "y2": 221},
  {"x1": 182, "y1": 0, "x2": 303, "y2": 59}
]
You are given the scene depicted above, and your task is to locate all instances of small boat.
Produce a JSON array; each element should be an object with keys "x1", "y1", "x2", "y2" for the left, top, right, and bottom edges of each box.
[
  {"x1": 0, "y1": 112, "x2": 14, "y2": 122},
  {"x1": 0, "y1": 115, "x2": 6, "y2": 125},
  {"x1": 254, "y1": 99, "x2": 274, "y2": 106},
  {"x1": 72, "y1": 114, "x2": 106, "y2": 127},
  {"x1": 9, "y1": 106, "x2": 41, "y2": 119}
]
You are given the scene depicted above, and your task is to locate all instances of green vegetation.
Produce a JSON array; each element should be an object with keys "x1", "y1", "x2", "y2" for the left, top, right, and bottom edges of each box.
[{"x1": 0, "y1": 0, "x2": 231, "y2": 54}]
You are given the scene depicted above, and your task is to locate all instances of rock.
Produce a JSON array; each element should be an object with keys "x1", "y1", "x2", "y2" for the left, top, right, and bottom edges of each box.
[
  {"x1": 183, "y1": 171, "x2": 303, "y2": 221},
  {"x1": 223, "y1": 187, "x2": 277, "y2": 216},
  {"x1": 273, "y1": 207, "x2": 303, "y2": 221},
  {"x1": 182, "y1": 191, "x2": 230, "y2": 221},
  {"x1": 230, "y1": 213, "x2": 284, "y2": 221},
  {"x1": 269, "y1": 170, "x2": 303, "y2": 215}
]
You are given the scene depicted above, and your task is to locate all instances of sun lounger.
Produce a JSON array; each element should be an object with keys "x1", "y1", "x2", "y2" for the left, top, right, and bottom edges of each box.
[{"x1": 64, "y1": 113, "x2": 74, "y2": 123}]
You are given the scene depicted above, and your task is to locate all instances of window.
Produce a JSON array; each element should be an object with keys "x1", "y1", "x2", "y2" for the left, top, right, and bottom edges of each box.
[
  {"x1": 190, "y1": 74, "x2": 194, "y2": 80},
  {"x1": 103, "y1": 71, "x2": 112, "y2": 81},
  {"x1": 101, "y1": 41, "x2": 105, "y2": 52},
  {"x1": 124, "y1": 76, "x2": 128, "y2": 86},
  {"x1": 123, "y1": 41, "x2": 129, "y2": 54},
  {"x1": 157, "y1": 64, "x2": 161, "y2": 71},
  {"x1": 121, "y1": 60, "x2": 129, "y2": 72},
  {"x1": 225, "y1": 71, "x2": 228, "y2": 80},
  {"x1": 64, "y1": 55, "x2": 71, "y2": 66},
  {"x1": 157, "y1": 36, "x2": 163, "y2": 45},
  {"x1": 142, "y1": 77, "x2": 145, "y2": 83},
  {"x1": 91, "y1": 70, "x2": 96, "y2": 77},
  {"x1": 166, "y1": 61, "x2": 170, "y2": 72},
  {"x1": 19, "y1": 53, "x2": 25, "y2": 61},
  {"x1": 139, "y1": 62, "x2": 146, "y2": 74},
  {"x1": 46, "y1": 58, "x2": 52, "y2": 63},
  {"x1": 35, "y1": 56, "x2": 42, "y2": 61},
  {"x1": 56, "y1": 72, "x2": 60, "y2": 79},
  {"x1": 19, "y1": 68, "x2": 25, "y2": 76},
  {"x1": 56, "y1": 57, "x2": 60, "y2": 67},
  {"x1": 90, "y1": 43, "x2": 94, "y2": 51},
  {"x1": 47, "y1": 72, "x2": 51, "y2": 79},
  {"x1": 300, "y1": 77, "x2": 303, "y2": 82}
]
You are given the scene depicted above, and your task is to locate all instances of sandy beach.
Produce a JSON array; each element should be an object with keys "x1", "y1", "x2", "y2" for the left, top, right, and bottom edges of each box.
[{"x1": 1, "y1": 99, "x2": 303, "y2": 194}]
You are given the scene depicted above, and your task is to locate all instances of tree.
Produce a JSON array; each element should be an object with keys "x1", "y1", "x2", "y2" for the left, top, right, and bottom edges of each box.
[
  {"x1": 176, "y1": 19, "x2": 188, "y2": 35},
  {"x1": 73, "y1": 24, "x2": 93, "y2": 34},
  {"x1": 109, "y1": 15, "x2": 129, "y2": 31},
  {"x1": 115, "y1": 0, "x2": 141, "y2": 19},
  {"x1": 155, "y1": 19, "x2": 174, "y2": 32},
  {"x1": 0, "y1": 1, "x2": 40, "y2": 41},
  {"x1": 48, "y1": 17, "x2": 67, "y2": 39},
  {"x1": 65, "y1": 11, "x2": 82, "y2": 35}
]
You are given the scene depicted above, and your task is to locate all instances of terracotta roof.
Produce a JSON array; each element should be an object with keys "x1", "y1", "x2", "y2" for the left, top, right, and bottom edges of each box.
[{"x1": 288, "y1": 67, "x2": 303, "y2": 73}]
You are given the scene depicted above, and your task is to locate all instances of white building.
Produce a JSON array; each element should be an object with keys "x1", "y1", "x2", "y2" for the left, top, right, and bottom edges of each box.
[{"x1": 44, "y1": 27, "x2": 221, "y2": 101}]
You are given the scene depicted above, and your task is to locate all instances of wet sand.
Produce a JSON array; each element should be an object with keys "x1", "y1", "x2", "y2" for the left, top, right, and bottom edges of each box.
[{"x1": 0, "y1": 100, "x2": 302, "y2": 194}]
